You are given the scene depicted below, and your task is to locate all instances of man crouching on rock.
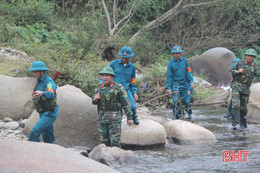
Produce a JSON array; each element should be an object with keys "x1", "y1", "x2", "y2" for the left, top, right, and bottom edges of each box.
[
  {"x1": 28, "y1": 61, "x2": 58, "y2": 143},
  {"x1": 93, "y1": 66, "x2": 133, "y2": 147}
]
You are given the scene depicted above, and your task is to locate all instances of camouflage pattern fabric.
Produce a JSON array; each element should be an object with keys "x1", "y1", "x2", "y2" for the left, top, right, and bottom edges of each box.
[
  {"x1": 231, "y1": 88, "x2": 249, "y2": 127},
  {"x1": 33, "y1": 75, "x2": 57, "y2": 114},
  {"x1": 230, "y1": 59, "x2": 260, "y2": 127},
  {"x1": 92, "y1": 81, "x2": 133, "y2": 123},
  {"x1": 99, "y1": 122, "x2": 121, "y2": 147},
  {"x1": 92, "y1": 81, "x2": 133, "y2": 147},
  {"x1": 231, "y1": 59, "x2": 260, "y2": 94}
]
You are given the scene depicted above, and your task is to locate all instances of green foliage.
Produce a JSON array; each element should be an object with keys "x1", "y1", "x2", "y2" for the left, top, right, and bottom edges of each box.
[
  {"x1": 233, "y1": 44, "x2": 260, "y2": 66},
  {"x1": 13, "y1": 24, "x2": 64, "y2": 43},
  {"x1": 0, "y1": 0, "x2": 55, "y2": 29},
  {"x1": 192, "y1": 84, "x2": 214, "y2": 103},
  {"x1": 13, "y1": 42, "x2": 108, "y2": 96}
]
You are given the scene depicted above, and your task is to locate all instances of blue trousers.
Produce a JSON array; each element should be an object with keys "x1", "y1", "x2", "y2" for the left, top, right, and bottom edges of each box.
[
  {"x1": 126, "y1": 89, "x2": 137, "y2": 116},
  {"x1": 172, "y1": 87, "x2": 188, "y2": 119},
  {"x1": 28, "y1": 106, "x2": 58, "y2": 143},
  {"x1": 185, "y1": 91, "x2": 193, "y2": 115},
  {"x1": 228, "y1": 99, "x2": 232, "y2": 113}
]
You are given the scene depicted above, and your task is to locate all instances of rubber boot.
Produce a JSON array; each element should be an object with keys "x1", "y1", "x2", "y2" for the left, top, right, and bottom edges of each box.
[
  {"x1": 186, "y1": 114, "x2": 194, "y2": 123},
  {"x1": 224, "y1": 112, "x2": 231, "y2": 118},
  {"x1": 133, "y1": 114, "x2": 139, "y2": 125}
]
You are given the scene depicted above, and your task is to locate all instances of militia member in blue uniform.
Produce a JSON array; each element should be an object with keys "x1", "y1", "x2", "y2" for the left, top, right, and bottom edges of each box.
[
  {"x1": 230, "y1": 49, "x2": 259, "y2": 130},
  {"x1": 93, "y1": 67, "x2": 133, "y2": 147},
  {"x1": 165, "y1": 46, "x2": 194, "y2": 119},
  {"x1": 28, "y1": 61, "x2": 58, "y2": 143},
  {"x1": 108, "y1": 46, "x2": 140, "y2": 125}
]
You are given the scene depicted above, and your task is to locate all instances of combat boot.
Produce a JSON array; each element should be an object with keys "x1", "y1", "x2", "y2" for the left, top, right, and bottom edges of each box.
[
  {"x1": 175, "y1": 114, "x2": 181, "y2": 120},
  {"x1": 240, "y1": 119, "x2": 247, "y2": 129},
  {"x1": 232, "y1": 122, "x2": 238, "y2": 130},
  {"x1": 133, "y1": 114, "x2": 139, "y2": 125}
]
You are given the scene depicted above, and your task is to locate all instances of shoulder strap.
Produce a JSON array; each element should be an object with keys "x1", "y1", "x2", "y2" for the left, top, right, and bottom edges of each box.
[{"x1": 34, "y1": 75, "x2": 47, "y2": 91}]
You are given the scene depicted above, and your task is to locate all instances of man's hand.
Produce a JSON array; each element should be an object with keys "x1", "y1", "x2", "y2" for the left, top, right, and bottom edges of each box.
[
  {"x1": 94, "y1": 93, "x2": 101, "y2": 100},
  {"x1": 127, "y1": 120, "x2": 133, "y2": 126},
  {"x1": 191, "y1": 83, "x2": 194, "y2": 88},
  {"x1": 32, "y1": 90, "x2": 43, "y2": 98},
  {"x1": 167, "y1": 89, "x2": 173, "y2": 94},
  {"x1": 188, "y1": 91, "x2": 191, "y2": 95},
  {"x1": 160, "y1": 87, "x2": 165, "y2": 92},
  {"x1": 134, "y1": 94, "x2": 138, "y2": 101},
  {"x1": 237, "y1": 68, "x2": 244, "y2": 73}
]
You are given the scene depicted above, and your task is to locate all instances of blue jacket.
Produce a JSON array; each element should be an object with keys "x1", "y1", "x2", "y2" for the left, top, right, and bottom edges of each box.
[
  {"x1": 36, "y1": 73, "x2": 57, "y2": 98},
  {"x1": 166, "y1": 56, "x2": 193, "y2": 90},
  {"x1": 35, "y1": 73, "x2": 58, "y2": 116},
  {"x1": 110, "y1": 59, "x2": 137, "y2": 94}
]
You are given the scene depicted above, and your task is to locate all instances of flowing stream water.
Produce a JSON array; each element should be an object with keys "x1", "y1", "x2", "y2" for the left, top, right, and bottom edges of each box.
[{"x1": 115, "y1": 107, "x2": 260, "y2": 173}]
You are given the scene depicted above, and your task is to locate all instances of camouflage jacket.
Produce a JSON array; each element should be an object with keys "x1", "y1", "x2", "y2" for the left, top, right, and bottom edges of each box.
[
  {"x1": 92, "y1": 81, "x2": 133, "y2": 123},
  {"x1": 230, "y1": 59, "x2": 260, "y2": 94}
]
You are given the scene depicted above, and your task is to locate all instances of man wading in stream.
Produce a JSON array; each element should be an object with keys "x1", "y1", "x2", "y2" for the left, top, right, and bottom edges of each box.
[
  {"x1": 165, "y1": 46, "x2": 194, "y2": 119},
  {"x1": 230, "y1": 49, "x2": 260, "y2": 130}
]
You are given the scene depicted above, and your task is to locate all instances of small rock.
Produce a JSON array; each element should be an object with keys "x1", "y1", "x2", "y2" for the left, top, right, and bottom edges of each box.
[
  {"x1": 0, "y1": 121, "x2": 5, "y2": 128},
  {"x1": 3, "y1": 117, "x2": 13, "y2": 122},
  {"x1": 19, "y1": 119, "x2": 27, "y2": 128},
  {"x1": 3, "y1": 122, "x2": 19, "y2": 130},
  {"x1": 161, "y1": 105, "x2": 166, "y2": 110},
  {"x1": 14, "y1": 130, "x2": 23, "y2": 135}
]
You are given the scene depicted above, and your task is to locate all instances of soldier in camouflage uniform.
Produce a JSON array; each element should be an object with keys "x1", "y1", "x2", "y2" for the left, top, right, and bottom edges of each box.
[
  {"x1": 230, "y1": 49, "x2": 259, "y2": 130},
  {"x1": 93, "y1": 66, "x2": 133, "y2": 147}
]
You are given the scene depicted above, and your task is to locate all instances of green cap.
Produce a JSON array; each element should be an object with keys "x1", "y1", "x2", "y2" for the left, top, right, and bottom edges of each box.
[
  {"x1": 245, "y1": 49, "x2": 257, "y2": 57},
  {"x1": 99, "y1": 66, "x2": 116, "y2": 77}
]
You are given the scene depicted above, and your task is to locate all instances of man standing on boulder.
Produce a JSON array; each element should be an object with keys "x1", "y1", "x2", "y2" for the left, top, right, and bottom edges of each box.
[
  {"x1": 165, "y1": 46, "x2": 194, "y2": 119},
  {"x1": 104, "y1": 46, "x2": 140, "y2": 125},
  {"x1": 28, "y1": 61, "x2": 58, "y2": 143},
  {"x1": 93, "y1": 66, "x2": 133, "y2": 147},
  {"x1": 230, "y1": 49, "x2": 259, "y2": 130}
]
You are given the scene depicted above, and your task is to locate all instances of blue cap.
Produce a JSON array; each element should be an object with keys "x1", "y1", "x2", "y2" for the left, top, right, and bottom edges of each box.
[
  {"x1": 28, "y1": 61, "x2": 49, "y2": 71},
  {"x1": 171, "y1": 46, "x2": 183, "y2": 53},
  {"x1": 231, "y1": 58, "x2": 240, "y2": 67},
  {"x1": 118, "y1": 46, "x2": 134, "y2": 58}
]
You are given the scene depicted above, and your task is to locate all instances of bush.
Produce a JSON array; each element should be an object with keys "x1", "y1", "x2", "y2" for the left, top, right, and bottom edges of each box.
[
  {"x1": 0, "y1": 0, "x2": 55, "y2": 29},
  {"x1": 13, "y1": 42, "x2": 108, "y2": 97}
]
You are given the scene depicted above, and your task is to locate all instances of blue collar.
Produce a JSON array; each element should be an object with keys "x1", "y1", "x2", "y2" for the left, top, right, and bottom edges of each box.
[
  {"x1": 120, "y1": 59, "x2": 130, "y2": 66},
  {"x1": 173, "y1": 57, "x2": 183, "y2": 62},
  {"x1": 38, "y1": 73, "x2": 47, "y2": 82}
]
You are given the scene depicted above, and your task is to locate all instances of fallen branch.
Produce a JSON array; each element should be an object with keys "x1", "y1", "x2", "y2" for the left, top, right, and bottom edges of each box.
[
  {"x1": 139, "y1": 92, "x2": 178, "y2": 107},
  {"x1": 191, "y1": 101, "x2": 227, "y2": 106}
]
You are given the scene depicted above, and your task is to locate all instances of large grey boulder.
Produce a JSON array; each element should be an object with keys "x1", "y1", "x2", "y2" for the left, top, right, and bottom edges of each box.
[
  {"x1": 0, "y1": 75, "x2": 36, "y2": 120},
  {"x1": 190, "y1": 47, "x2": 236, "y2": 86},
  {"x1": 247, "y1": 83, "x2": 260, "y2": 124},
  {"x1": 89, "y1": 144, "x2": 136, "y2": 167},
  {"x1": 164, "y1": 120, "x2": 216, "y2": 145},
  {"x1": 24, "y1": 85, "x2": 99, "y2": 148},
  {"x1": 120, "y1": 119, "x2": 166, "y2": 149},
  {"x1": 0, "y1": 138, "x2": 119, "y2": 173}
]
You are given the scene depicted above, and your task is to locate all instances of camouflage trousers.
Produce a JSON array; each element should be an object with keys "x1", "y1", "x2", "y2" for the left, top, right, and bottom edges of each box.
[
  {"x1": 99, "y1": 122, "x2": 121, "y2": 147},
  {"x1": 231, "y1": 88, "x2": 249, "y2": 128}
]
